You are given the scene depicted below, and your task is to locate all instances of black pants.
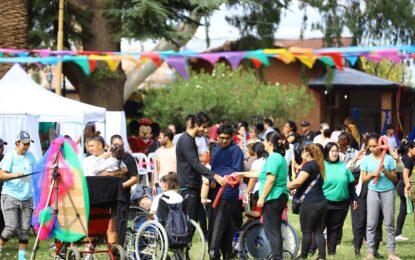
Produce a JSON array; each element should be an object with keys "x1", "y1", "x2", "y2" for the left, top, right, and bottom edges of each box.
[
  {"x1": 396, "y1": 180, "x2": 408, "y2": 236},
  {"x1": 263, "y1": 195, "x2": 288, "y2": 259},
  {"x1": 209, "y1": 199, "x2": 242, "y2": 259},
  {"x1": 325, "y1": 200, "x2": 349, "y2": 254},
  {"x1": 181, "y1": 188, "x2": 201, "y2": 222},
  {"x1": 351, "y1": 194, "x2": 382, "y2": 250},
  {"x1": 300, "y1": 200, "x2": 327, "y2": 259}
]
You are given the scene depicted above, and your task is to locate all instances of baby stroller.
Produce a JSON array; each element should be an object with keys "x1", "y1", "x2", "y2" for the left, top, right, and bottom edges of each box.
[
  {"x1": 52, "y1": 176, "x2": 127, "y2": 259},
  {"x1": 127, "y1": 194, "x2": 206, "y2": 260}
]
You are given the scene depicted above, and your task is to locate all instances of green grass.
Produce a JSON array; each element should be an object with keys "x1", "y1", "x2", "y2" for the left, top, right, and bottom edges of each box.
[{"x1": 3, "y1": 196, "x2": 415, "y2": 259}]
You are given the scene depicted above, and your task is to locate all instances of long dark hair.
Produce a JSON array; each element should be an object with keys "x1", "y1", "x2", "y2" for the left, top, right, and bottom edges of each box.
[
  {"x1": 266, "y1": 132, "x2": 286, "y2": 157},
  {"x1": 252, "y1": 142, "x2": 268, "y2": 159},
  {"x1": 323, "y1": 142, "x2": 339, "y2": 163},
  {"x1": 398, "y1": 140, "x2": 415, "y2": 156}
]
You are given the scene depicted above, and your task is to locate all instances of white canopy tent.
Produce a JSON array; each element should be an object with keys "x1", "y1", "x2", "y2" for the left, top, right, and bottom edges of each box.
[
  {"x1": 0, "y1": 64, "x2": 107, "y2": 159},
  {"x1": 0, "y1": 64, "x2": 106, "y2": 123}
]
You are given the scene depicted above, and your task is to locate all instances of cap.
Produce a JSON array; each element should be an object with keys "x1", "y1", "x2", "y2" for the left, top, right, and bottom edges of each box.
[
  {"x1": 300, "y1": 121, "x2": 310, "y2": 127},
  {"x1": 16, "y1": 131, "x2": 34, "y2": 144},
  {"x1": 0, "y1": 138, "x2": 7, "y2": 146}
]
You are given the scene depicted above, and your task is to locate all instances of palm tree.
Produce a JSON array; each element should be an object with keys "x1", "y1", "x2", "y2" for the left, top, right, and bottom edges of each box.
[{"x1": 0, "y1": 0, "x2": 28, "y2": 77}]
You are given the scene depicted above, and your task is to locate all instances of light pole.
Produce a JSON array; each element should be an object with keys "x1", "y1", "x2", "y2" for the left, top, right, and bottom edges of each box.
[{"x1": 55, "y1": 0, "x2": 64, "y2": 96}]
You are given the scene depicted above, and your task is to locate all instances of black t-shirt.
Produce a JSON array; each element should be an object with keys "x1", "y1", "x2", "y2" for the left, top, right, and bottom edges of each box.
[
  {"x1": 295, "y1": 160, "x2": 326, "y2": 205},
  {"x1": 402, "y1": 155, "x2": 414, "y2": 177},
  {"x1": 122, "y1": 153, "x2": 138, "y2": 194},
  {"x1": 302, "y1": 131, "x2": 317, "y2": 145}
]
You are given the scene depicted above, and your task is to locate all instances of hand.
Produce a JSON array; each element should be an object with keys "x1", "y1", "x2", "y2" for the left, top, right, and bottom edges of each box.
[
  {"x1": 290, "y1": 189, "x2": 297, "y2": 196},
  {"x1": 390, "y1": 149, "x2": 399, "y2": 160},
  {"x1": 257, "y1": 197, "x2": 265, "y2": 208},
  {"x1": 370, "y1": 171, "x2": 380, "y2": 178},
  {"x1": 201, "y1": 197, "x2": 208, "y2": 205},
  {"x1": 152, "y1": 186, "x2": 158, "y2": 195},
  {"x1": 243, "y1": 192, "x2": 250, "y2": 204},
  {"x1": 214, "y1": 174, "x2": 226, "y2": 186},
  {"x1": 352, "y1": 201, "x2": 358, "y2": 210},
  {"x1": 405, "y1": 185, "x2": 411, "y2": 196}
]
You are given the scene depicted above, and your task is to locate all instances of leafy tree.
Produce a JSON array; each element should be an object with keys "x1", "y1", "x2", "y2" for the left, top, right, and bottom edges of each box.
[
  {"x1": 300, "y1": 0, "x2": 415, "y2": 46},
  {"x1": 361, "y1": 59, "x2": 413, "y2": 87},
  {"x1": 142, "y1": 64, "x2": 313, "y2": 128}
]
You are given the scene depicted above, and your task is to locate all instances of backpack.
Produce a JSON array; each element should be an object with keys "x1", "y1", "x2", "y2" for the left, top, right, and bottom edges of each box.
[{"x1": 163, "y1": 201, "x2": 190, "y2": 248}]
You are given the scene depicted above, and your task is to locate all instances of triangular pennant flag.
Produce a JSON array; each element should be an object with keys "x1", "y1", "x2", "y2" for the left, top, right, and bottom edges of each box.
[
  {"x1": 277, "y1": 52, "x2": 295, "y2": 64},
  {"x1": 199, "y1": 53, "x2": 222, "y2": 65},
  {"x1": 141, "y1": 52, "x2": 163, "y2": 67},
  {"x1": 296, "y1": 55, "x2": 317, "y2": 68},
  {"x1": 102, "y1": 55, "x2": 121, "y2": 72},
  {"x1": 366, "y1": 53, "x2": 382, "y2": 62},
  {"x1": 17, "y1": 52, "x2": 29, "y2": 57},
  {"x1": 72, "y1": 56, "x2": 90, "y2": 76},
  {"x1": 88, "y1": 58, "x2": 97, "y2": 73},
  {"x1": 245, "y1": 50, "x2": 269, "y2": 67},
  {"x1": 223, "y1": 52, "x2": 246, "y2": 69},
  {"x1": 166, "y1": 57, "x2": 188, "y2": 79},
  {"x1": 325, "y1": 53, "x2": 343, "y2": 70},
  {"x1": 319, "y1": 56, "x2": 335, "y2": 67},
  {"x1": 250, "y1": 58, "x2": 262, "y2": 69},
  {"x1": 345, "y1": 56, "x2": 359, "y2": 66}
]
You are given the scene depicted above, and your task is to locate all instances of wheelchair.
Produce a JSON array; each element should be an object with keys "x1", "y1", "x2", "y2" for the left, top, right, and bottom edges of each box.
[
  {"x1": 124, "y1": 205, "x2": 206, "y2": 260},
  {"x1": 235, "y1": 205, "x2": 300, "y2": 259}
]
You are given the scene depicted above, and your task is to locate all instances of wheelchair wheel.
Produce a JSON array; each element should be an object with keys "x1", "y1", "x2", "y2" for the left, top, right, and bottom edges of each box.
[
  {"x1": 282, "y1": 221, "x2": 299, "y2": 258},
  {"x1": 65, "y1": 246, "x2": 81, "y2": 260},
  {"x1": 185, "y1": 219, "x2": 206, "y2": 259},
  {"x1": 240, "y1": 220, "x2": 271, "y2": 259},
  {"x1": 240, "y1": 220, "x2": 299, "y2": 259},
  {"x1": 135, "y1": 220, "x2": 168, "y2": 260},
  {"x1": 125, "y1": 209, "x2": 148, "y2": 259}
]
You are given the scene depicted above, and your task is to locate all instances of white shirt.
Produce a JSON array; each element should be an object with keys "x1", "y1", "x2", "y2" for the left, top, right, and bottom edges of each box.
[
  {"x1": 251, "y1": 157, "x2": 266, "y2": 193},
  {"x1": 82, "y1": 155, "x2": 126, "y2": 176},
  {"x1": 155, "y1": 146, "x2": 177, "y2": 180},
  {"x1": 313, "y1": 134, "x2": 333, "y2": 147},
  {"x1": 150, "y1": 190, "x2": 183, "y2": 215},
  {"x1": 172, "y1": 133, "x2": 183, "y2": 146},
  {"x1": 385, "y1": 135, "x2": 397, "y2": 149}
]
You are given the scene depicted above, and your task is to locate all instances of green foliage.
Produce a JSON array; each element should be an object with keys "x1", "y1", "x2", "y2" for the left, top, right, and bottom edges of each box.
[
  {"x1": 142, "y1": 64, "x2": 313, "y2": 129},
  {"x1": 361, "y1": 58, "x2": 413, "y2": 87},
  {"x1": 300, "y1": 0, "x2": 415, "y2": 45},
  {"x1": 226, "y1": 0, "x2": 290, "y2": 48}
]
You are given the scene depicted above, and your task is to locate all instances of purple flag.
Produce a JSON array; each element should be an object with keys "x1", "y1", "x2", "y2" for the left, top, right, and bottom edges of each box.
[
  {"x1": 166, "y1": 57, "x2": 189, "y2": 79},
  {"x1": 223, "y1": 52, "x2": 246, "y2": 69},
  {"x1": 199, "y1": 53, "x2": 222, "y2": 65}
]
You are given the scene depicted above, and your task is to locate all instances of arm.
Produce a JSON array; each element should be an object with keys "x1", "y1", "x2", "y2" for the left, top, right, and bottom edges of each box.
[
  {"x1": 403, "y1": 167, "x2": 411, "y2": 195},
  {"x1": 200, "y1": 177, "x2": 210, "y2": 204},
  {"x1": 361, "y1": 170, "x2": 377, "y2": 183},
  {"x1": 181, "y1": 138, "x2": 225, "y2": 185},
  {"x1": 287, "y1": 171, "x2": 310, "y2": 190},
  {"x1": 257, "y1": 174, "x2": 275, "y2": 207},
  {"x1": 0, "y1": 169, "x2": 24, "y2": 181},
  {"x1": 234, "y1": 170, "x2": 259, "y2": 178},
  {"x1": 383, "y1": 168, "x2": 397, "y2": 182},
  {"x1": 123, "y1": 175, "x2": 138, "y2": 189}
]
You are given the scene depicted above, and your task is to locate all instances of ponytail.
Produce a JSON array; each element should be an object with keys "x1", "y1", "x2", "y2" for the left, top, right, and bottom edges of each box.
[
  {"x1": 266, "y1": 132, "x2": 286, "y2": 157},
  {"x1": 305, "y1": 144, "x2": 326, "y2": 179}
]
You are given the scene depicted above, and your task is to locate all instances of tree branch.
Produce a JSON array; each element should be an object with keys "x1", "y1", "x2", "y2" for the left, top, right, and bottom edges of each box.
[{"x1": 123, "y1": 11, "x2": 203, "y2": 102}]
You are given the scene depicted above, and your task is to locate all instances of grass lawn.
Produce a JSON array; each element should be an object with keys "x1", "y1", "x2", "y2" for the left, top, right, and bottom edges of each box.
[{"x1": 2, "y1": 197, "x2": 415, "y2": 259}]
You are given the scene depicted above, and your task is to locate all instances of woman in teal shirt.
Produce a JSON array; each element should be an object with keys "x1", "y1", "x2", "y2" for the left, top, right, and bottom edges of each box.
[
  {"x1": 323, "y1": 142, "x2": 357, "y2": 255},
  {"x1": 256, "y1": 131, "x2": 289, "y2": 259},
  {"x1": 361, "y1": 134, "x2": 400, "y2": 260}
]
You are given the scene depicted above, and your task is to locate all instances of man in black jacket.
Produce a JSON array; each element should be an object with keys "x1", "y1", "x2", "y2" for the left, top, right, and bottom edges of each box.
[{"x1": 176, "y1": 112, "x2": 226, "y2": 223}]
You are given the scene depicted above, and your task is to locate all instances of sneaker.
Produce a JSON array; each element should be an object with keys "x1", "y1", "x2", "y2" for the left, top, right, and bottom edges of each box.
[
  {"x1": 395, "y1": 235, "x2": 409, "y2": 241},
  {"x1": 388, "y1": 253, "x2": 401, "y2": 260},
  {"x1": 374, "y1": 251, "x2": 384, "y2": 259},
  {"x1": 366, "y1": 253, "x2": 375, "y2": 260}
]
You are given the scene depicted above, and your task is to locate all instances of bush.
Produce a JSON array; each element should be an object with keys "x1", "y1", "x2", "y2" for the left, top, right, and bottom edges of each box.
[{"x1": 142, "y1": 64, "x2": 313, "y2": 129}]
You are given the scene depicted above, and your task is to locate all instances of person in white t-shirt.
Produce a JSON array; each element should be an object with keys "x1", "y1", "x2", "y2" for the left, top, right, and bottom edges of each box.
[
  {"x1": 154, "y1": 129, "x2": 177, "y2": 194},
  {"x1": 313, "y1": 122, "x2": 333, "y2": 147}
]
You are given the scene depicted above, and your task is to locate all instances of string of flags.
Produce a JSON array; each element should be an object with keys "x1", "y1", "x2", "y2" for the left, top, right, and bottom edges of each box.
[{"x1": 0, "y1": 46, "x2": 414, "y2": 79}]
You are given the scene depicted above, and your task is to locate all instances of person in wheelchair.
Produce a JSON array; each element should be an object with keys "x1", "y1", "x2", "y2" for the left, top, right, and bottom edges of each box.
[{"x1": 149, "y1": 171, "x2": 190, "y2": 249}]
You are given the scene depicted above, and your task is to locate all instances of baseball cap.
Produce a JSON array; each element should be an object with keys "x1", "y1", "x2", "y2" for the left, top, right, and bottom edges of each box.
[
  {"x1": 300, "y1": 121, "x2": 310, "y2": 127},
  {"x1": 16, "y1": 131, "x2": 34, "y2": 144},
  {"x1": 0, "y1": 138, "x2": 7, "y2": 146}
]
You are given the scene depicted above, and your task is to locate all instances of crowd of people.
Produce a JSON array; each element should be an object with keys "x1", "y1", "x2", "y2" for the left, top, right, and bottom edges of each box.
[{"x1": 0, "y1": 112, "x2": 413, "y2": 260}]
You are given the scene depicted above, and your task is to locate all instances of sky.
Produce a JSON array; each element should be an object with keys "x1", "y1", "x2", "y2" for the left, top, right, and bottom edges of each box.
[{"x1": 121, "y1": 1, "x2": 349, "y2": 52}]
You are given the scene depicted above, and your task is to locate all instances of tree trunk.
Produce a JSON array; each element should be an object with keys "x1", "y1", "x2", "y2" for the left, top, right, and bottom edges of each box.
[
  {"x1": 63, "y1": 0, "x2": 125, "y2": 111},
  {"x1": 0, "y1": 0, "x2": 28, "y2": 77}
]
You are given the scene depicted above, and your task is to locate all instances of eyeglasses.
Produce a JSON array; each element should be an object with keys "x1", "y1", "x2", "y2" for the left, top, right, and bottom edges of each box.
[{"x1": 218, "y1": 136, "x2": 231, "y2": 141}]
